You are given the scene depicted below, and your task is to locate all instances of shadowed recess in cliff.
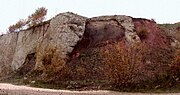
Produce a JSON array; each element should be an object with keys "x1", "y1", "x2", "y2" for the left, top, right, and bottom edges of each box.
[
  {"x1": 16, "y1": 53, "x2": 36, "y2": 76},
  {"x1": 70, "y1": 16, "x2": 127, "y2": 58}
]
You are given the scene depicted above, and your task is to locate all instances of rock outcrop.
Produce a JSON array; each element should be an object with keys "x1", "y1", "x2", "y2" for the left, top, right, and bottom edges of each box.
[
  {"x1": 67, "y1": 16, "x2": 173, "y2": 85},
  {"x1": 0, "y1": 12, "x2": 87, "y2": 77},
  {"x1": 0, "y1": 13, "x2": 143, "y2": 78},
  {"x1": 0, "y1": 12, "x2": 179, "y2": 89}
]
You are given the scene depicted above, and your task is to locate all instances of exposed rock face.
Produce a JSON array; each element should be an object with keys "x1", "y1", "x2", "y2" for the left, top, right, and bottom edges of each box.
[
  {"x1": 11, "y1": 24, "x2": 49, "y2": 71},
  {"x1": 0, "y1": 12, "x2": 87, "y2": 77},
  {"x1": 0, "y1": 33, "x2": 18, "y2": 77},
  {"x1": 0, "y1": 12, "x2": 178, "y2": 88},
  {"x1": 87, "y1": 15, "x2": 140, "y2": 43},
  {"x1": 35, "y1": 12, "x2": 87, "y2": 73},
  {"x1": 85, "y1": 15, "x2": 140, "y2": 46},
  {"x1": 0, "y1": 24, "x2": 49, "y2": 78},
  {"x1": 1, "y1": 14, "x2": 140, "y2": 78}
]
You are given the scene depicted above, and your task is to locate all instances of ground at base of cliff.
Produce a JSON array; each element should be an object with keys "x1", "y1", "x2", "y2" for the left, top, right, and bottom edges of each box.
[
  {"x1": 0, "y1": 75, "x2": 180, "y2": 93},
  {"x1": 0, "y1": 83, "x2": 180, "y2": 95}
]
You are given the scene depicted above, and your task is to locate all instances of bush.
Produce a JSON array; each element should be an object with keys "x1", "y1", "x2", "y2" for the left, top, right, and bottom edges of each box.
[
  {"x1": 100, "y1": 42, "x2": 145, "y2": 87},
  {"x1": 98, "y1": 41, "x2": 176, "y2": 89}
]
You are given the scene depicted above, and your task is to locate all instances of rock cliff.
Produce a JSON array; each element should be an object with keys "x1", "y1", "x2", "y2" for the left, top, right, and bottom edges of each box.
[
  {"x1": 0, "y1": 13, "x2": 141, "y2": 77},
  {"x1": 0, "y1": 12, "x2": 179, "y2": 89},
  {"x1": 0, "y1": 12, "x2": 87, "y2": 77}
]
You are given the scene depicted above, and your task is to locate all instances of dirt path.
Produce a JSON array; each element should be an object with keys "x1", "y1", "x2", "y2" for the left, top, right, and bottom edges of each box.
[{"x1": 0, "y1": 83, "x2": 179, "y2": 95}]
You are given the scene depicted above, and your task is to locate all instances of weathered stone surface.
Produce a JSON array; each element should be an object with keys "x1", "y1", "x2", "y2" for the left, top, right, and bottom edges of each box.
[
  {"x1": 88, "y1": 15, "x2": 140, "y2": 43},
  {"x1": 0, "y1": 33, "x2": 18, "y2": 77},
  {"x1": 0, "y1": 12, "x2": 87, "y2": 77},
  {"x1": 35, "y1": 12, "x2": 87, "y2": 72},
  {"x1": 11, "y1": 24, "x2": 49, "y2": 71}
]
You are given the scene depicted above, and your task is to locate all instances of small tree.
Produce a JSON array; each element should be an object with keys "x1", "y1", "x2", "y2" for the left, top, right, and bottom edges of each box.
[
  {"x1": 8, "y1": 19, "x2": 27, "y2": 33},
  {"x1": 28, "y1": 7, "x2": 47, "y2": 27},
  {"x1": 7, "y1": 7, "x2": 47, "y2": 33}
]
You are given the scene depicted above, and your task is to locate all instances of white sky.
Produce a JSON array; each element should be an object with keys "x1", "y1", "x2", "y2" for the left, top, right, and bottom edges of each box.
[{"x1": 0, "y1": 0, "x2": 180, "y2": 33}]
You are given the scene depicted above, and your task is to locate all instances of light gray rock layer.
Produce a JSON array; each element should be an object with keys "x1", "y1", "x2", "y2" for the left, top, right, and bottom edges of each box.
[{"x1": 0, "y1": 13, "x2": 141, "y2": 77}]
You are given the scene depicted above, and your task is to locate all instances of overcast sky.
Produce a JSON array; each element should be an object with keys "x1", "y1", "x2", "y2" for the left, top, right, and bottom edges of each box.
[{"x1": 0, "y1": 0, "x2": 180, "y2": 33}]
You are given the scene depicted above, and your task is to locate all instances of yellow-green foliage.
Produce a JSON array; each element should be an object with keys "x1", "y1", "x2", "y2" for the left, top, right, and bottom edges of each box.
[
  {"x1": 8, "y1": 19, "x2": 27, "y2": 33},
  {"x1": 8, "y1": 7, "x2": 47, "y2": 33},
  {"x1": 99, "y1": 42, "x2": 144, "y2": 87},
  {"x1": 28, "y1": 7, "x2": 47, "y2": 27}
]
